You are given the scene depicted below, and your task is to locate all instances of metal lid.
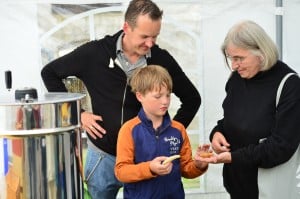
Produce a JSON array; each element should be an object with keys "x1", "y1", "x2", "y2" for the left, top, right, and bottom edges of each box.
[
  {"x1": 0, "y1": 92, "x2": 86, "y2": 136},
  {"x1": 0, "y1": 92, "x2": 85, "y2": 106}
]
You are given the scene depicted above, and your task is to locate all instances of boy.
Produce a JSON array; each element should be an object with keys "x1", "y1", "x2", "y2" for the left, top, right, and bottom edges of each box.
[{"x1": 115, "y1": 65, "x2": 210, "y2": 199}]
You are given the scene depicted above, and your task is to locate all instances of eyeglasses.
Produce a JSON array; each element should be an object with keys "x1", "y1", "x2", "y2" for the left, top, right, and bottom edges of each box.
[{"x1": 226, "y1": 55, "x2": 248, "y2": 64}]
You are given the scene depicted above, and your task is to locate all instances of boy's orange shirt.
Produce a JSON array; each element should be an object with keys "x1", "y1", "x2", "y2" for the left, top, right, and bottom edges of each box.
[{"x1": 115, "y1": 116, "x2": 207, "y2": 183}]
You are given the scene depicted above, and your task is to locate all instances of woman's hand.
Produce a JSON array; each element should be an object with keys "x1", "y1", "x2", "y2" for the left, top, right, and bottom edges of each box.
[{"x1": 211, "y1": 132, "x2": 230, "y2": 154}]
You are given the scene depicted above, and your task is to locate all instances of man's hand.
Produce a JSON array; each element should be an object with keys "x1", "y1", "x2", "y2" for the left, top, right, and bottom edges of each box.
[{"x1": 81, "y1": 111, "x2": 106, "y2": 139}]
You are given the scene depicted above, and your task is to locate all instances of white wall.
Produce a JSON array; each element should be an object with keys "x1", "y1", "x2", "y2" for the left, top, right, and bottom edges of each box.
[
  {"x1": 284, "y1": 0, "x2": 300, "y2": 71},
  {"x1": 0, "y1": 3, "x2": 41, "y2": 95}
]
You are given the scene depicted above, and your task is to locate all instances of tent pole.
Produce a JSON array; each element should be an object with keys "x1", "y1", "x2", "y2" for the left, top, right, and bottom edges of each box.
[{"x1": 276, "y1": 0, "x2": 283, "y2": 59}]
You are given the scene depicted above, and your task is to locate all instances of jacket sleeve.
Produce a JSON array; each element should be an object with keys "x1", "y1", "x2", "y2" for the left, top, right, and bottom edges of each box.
[
  {"x1": 209, "y1": 75, "x2": 233, "y2": 141},
  {"x1": 114, "y1": 118, "x2": 156, "y2": 183},
  {"x1": 173, "y1": 121, "x2": 208, "y2": 178},
  {"x1": 170, "y1": 59, "x2": 201, "y2": 128},
  {"x1": 209, "y1": 119, "x2": 225, "y2": 142},
  {"x1": 232, "y1": 75, "x2": 300, "y2": 168},
  {"x1": 172, "y1": 78, "x2": 201, "y2": 128},
  {"x1": 149, "y1": 48, "x2": 201, "y2": 128},
  {"x1": 41, "y1": 59, "x2": 68, "y2": 92},
  {"x1": 41, "y1": 41, "x2": 95, "y2": 92}
]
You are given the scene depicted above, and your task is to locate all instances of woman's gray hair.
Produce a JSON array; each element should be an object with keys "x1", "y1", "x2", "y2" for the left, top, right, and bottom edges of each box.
[{"x1": 221, "y1": 20, "x2": 279, "y2": 71}]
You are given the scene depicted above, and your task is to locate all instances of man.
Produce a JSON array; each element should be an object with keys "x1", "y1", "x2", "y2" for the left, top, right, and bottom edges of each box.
[{"x1": 41, "y1": 0, "x2": 201, "y2": 198}]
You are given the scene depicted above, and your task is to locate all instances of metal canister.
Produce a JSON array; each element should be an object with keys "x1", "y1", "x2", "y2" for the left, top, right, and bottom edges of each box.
[{"x1": 0, "y1": 92, "x2": 85, "y2": 199}]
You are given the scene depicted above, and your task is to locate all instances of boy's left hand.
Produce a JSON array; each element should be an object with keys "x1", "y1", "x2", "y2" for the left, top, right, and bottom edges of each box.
[{"x1": 194, "y1": 144, "x2": 217, "y2": 167}]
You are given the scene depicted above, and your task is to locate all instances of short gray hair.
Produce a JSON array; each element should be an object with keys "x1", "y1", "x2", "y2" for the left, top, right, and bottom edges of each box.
[{"x1": 221, "y1": 20, "x2": 279, "y2": 71}]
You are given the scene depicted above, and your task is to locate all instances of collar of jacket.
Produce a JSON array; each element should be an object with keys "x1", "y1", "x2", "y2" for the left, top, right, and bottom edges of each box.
[{"x1": 137, "y1": 108, "x2": 171, "y2": 134}]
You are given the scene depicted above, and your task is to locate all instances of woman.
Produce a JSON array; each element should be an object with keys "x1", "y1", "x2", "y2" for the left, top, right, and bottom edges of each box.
[{"x1": 198, "y1": 20, "x2": 300, "y2": 199}]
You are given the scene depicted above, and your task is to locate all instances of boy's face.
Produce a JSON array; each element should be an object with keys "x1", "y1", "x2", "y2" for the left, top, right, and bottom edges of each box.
[{"x1": 136, "y1": 85, "x2": 170, "y2": 121}]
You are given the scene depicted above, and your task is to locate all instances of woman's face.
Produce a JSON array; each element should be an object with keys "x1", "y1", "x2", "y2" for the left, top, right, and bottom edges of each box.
[{"x1": 226, "y1": 43, "x2": 262, "y2": 79}]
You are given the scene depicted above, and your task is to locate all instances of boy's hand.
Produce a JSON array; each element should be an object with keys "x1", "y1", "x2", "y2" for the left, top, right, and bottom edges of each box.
[{"x1": 149, "y1": 156, "x2": 173, "y2": 176}]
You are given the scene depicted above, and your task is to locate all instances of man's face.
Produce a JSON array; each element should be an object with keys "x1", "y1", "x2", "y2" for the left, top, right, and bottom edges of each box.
[{"x1": 123, "y1": 14, "x2": 161, "y2": 56}]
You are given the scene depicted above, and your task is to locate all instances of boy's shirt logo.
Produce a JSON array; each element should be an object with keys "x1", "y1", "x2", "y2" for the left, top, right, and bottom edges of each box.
[
  {"x1": 164, "y1": 136, "x2": 181, "y2": 155},
  {"x1": 164, "y1": 136, "x2": 180, "y2": 147}
]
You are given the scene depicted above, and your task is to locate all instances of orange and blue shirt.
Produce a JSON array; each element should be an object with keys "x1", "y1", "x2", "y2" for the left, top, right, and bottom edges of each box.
[{"x1": 115, "y1": 108, "x2": 207, "y2": 199}]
